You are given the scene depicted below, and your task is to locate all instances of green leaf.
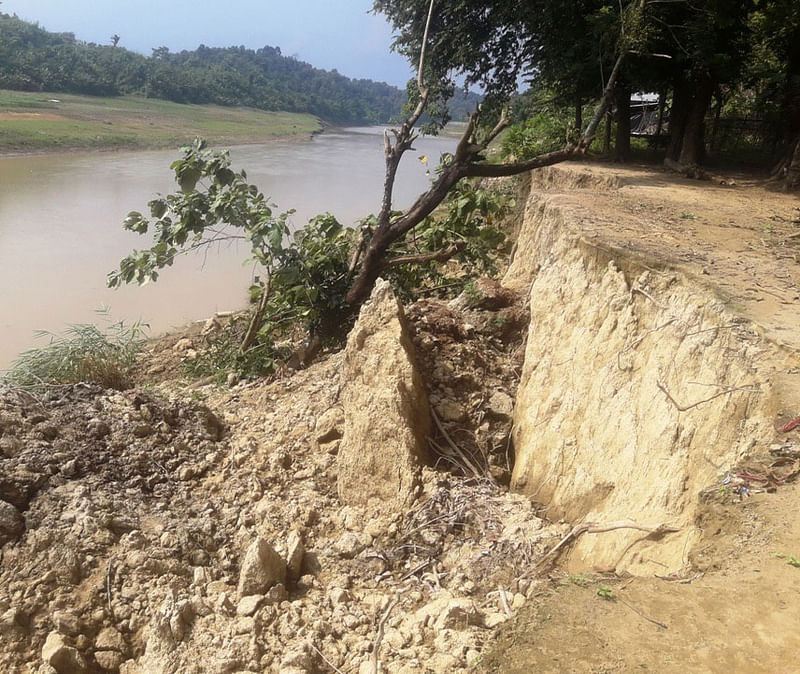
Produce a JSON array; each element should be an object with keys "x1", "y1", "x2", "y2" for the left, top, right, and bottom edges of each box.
[
  {"x1": 178, "y1": 166, "x2": 202, "y2": 193},
  {"x1": 149, "y1": 199, "x2": 168, "y2": 219}
]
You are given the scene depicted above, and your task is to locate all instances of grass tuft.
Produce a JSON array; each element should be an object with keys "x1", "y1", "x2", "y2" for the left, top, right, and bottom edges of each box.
[{"x1": 5, "y1": 315, "x2": 147, "y2": 392}]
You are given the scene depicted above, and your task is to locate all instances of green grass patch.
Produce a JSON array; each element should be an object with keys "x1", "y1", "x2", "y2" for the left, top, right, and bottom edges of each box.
[
  {"x1": 0, "y1": 90, "x2": 322, "y2": 153},
  {"x1": 5, "y1": 316, "x2": 147, "y2": 393}
]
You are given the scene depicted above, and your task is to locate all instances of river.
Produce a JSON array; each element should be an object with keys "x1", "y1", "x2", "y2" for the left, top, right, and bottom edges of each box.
[{"x1": 0, "y1": 127, "x2": 456, "y2": 370}]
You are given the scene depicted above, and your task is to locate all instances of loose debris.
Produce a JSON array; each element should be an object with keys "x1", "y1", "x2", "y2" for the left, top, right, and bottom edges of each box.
[{"x1": 0, "y1": 291, "x2": 563, "y2": 674}]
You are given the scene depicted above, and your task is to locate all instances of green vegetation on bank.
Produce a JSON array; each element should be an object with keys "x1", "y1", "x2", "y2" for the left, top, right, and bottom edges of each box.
[
  {"x1": 0, "y1": 90, "x2": 322, "y2": 153},
  {"x1": 6, "y1": 316, "x2": 146, "y2": 392}
]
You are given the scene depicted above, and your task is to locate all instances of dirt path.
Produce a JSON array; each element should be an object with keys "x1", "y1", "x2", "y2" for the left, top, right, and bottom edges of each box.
[{"x1": 482, "y1": 482, "x2": 800, "y2": 673}]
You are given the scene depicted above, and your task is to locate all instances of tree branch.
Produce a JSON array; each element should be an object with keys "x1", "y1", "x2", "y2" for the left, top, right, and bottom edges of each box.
[
  {"x1": 240, "y1": 275, "x2": 271, "y2": 352},
  {"x1": 465, "y1": 147, "x2": 577, "y2": 178},
  {"x1": 345, "y1": 0, "x2": 637, "y2": 307},
  {"x1": 417, "y1": 0, "x2": 436, "y2": 90},
  {"x1": 380, "y1": 243, "x2": 462, "y2": 269}
]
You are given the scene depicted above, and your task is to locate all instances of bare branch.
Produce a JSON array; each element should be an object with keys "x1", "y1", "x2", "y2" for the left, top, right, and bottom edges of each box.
[
  {"x1": 482, "y1": 107, "x2": 511, "y2": 147},
  {"x1": 417, "y1": 0, "x2": 436, "y2": 90},
  {"x1": 240, "y1": 274, "x2": 271, "y2": 352},
  {"x1": 380, "y1": 243, "x2": 462, "y2": 269},
  {"x1": 377, "y1": 0, "x2": 436, "y2": 227},
  {"x1": 369, "y1": 598, "x2": 398, "y2": 674}
]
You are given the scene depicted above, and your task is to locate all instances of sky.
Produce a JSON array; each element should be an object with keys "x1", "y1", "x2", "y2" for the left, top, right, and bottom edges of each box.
[{"x1": 1, "y1": 0, "x2": 415, "y2": 87}]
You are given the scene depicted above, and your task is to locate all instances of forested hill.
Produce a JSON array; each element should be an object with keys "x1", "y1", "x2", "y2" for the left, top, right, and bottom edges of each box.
[{"x1": 0, "y1": 12, "x2": 413, "y2": 124}]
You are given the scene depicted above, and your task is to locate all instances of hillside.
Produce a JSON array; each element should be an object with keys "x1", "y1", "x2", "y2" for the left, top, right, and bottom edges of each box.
[{"x1": 0, "y1": 12, "x2": 405, "y2": 125}]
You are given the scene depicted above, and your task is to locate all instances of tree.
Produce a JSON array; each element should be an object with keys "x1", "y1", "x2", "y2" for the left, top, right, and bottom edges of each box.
[
  {"x1": 110, "y1": 34, "x2": 120, "y2": 47},
  {"x1": 110, "y1": 0, "x2": 644, "y2": 373},
  {"x1": 344, "y1": 0, "x2": 649, "y2": 304}
]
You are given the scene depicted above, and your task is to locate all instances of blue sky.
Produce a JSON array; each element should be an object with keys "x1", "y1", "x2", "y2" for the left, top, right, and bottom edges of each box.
[{"x1": 1, "y1": 0, "x2": 415, "y2": 87}]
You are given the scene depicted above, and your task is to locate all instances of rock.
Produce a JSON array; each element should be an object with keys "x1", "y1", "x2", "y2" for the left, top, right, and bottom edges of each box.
[
  {"x1": 237, "y1": 595, "x2": 264, "y2": 617},
  {"x1": 487, "y1": 391, "x2": 514, "y2": 419},
  {"x1": 466, "y1": 649, "x2": 482, "y2": 667},
  {"x1": 234, "y1": 616, "x2": 255, "y2": 634},
  {"x1": 206, "y1": 580, "x2": 229, "y2": 595},
  {"x1": 511, "y1": 593, "x2": 526, "y2": 610},
  {"x1": 296, "y1": 574, "x2": 314, "y2": 592},
  {"x1": 328, "y1": 588, "x2": 352, "y2": 606},
  {"x1": 173, "y1": 338, "x2": 193, "y2": 352},
  {"x1": 132, "y1": 424, "x2": 153, "y2": 438},
  {"x1": 483, "y1": 612, "x2": 509, "y2": 628},
  {"x1": 237, "y1": 538, "x2": 287, "y2": 598},
  {"x1": 41, "y1": 632, "x2": 87, "y2": 673},
  {"x1": 189, "y1": 549, "x2": 210, "y2": 566},
  {"x1": 435, "y1": 399, "x2": 465, "y2": 423},
  {"x1": 280, "y1": 645, "x2": 312, "y2": 670},
  {"x1": 338, "y1": 279, "x2": 430, "y2": 514},
  {"x1": 52, "y1": 611, "x2": 81, "y2": 636},
  {"x1": 450, "y1": 276, "x2": 516, "y2": 311},
  {"x1": 263, "y1": 583, "x2": 288, "y2": 605},
  {"x1": 94, "y1": 650, "x2": 123, "y2": 672},
  {"x1": 315, "y1": 407, "x2": 344, "y2": 446},
  {"x1": 88, "y1": 419, "x2": 111, "y2": 439},
  {"x1": 140, "y1": 596, "x2": 195, "y2": 667},
  {"x1": 0, "y1": 499, "x2": 24, "y2": 545},
  {"x1": 285, "y1": 531, "x2": 305, "y2": 580},
  {"x1": 333, "y1": 532, "x2": 368, "y2": 559},
  {"x1": 428, "y1": 653, "x2": 461, "y2": 672},
  {"x1": 0, "y1": 607, "x2": 24, "y2": 635},
  {"x1": 95, "y1": 626, "x2": 125, "y2": 652},
  {"x1": 435, "y1": 598, "x2": 480, "y2": 630}
]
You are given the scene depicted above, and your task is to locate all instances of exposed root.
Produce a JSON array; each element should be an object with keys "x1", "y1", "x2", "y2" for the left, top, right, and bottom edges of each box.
[{"x1": 537, "y1": 519, "x2": 681, "y2": 569}]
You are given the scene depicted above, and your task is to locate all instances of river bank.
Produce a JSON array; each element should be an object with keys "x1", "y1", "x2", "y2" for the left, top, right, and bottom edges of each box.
[{"x1": 0, "y1": 90, "x2": 323, "y2": 154}]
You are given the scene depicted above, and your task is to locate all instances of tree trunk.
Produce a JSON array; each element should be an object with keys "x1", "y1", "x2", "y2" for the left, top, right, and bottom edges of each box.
[
  {"x1": 614, "y1": 80, "x2": 631, "y2": 162},
  {"x1": 574, "y1": 92, "x2": 583, "y2": 134},
  {"x1": 655, "y1": 87, "x2": 666, "y2": 138},
  {"x1": 678, "y1": 74, "x2": 714, "y2": 166},
  {"x1": 786, "y1": 136, "x2": 800, "y2": 190},
  {"x1": 709, "y1": 89, "x2": 723, "y2": 156},
  {"x1": 666, "y1": 78, "x2": 691, "y2": 162}
]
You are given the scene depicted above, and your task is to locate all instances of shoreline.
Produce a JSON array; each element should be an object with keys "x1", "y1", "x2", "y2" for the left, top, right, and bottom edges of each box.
[
  {"x1": 0, "y1": 128, "x2": 328, "y2": 160},
  {"x1": 0, "y1": 90, "x2": 329, "y2": 159}
]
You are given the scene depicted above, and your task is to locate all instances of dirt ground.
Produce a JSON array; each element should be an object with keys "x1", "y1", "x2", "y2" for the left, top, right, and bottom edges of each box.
[
  {"x1": 480, "y1": 161, "x2": 800, "y2": 673},
  {"x1": 535, "y1": 162, "x2": 800, "y2": 351}
]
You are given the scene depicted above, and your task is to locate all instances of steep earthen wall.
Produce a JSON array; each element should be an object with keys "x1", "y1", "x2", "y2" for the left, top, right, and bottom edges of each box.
[{"x1": 506, "y1": 179, "x2": 797, "y2": 576}]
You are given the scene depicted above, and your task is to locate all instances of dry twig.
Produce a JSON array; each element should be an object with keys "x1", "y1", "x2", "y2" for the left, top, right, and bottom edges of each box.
[
  {"x1": 631, "y1": 286, "x2": 666, "y2": 308},
  {"x1": 309, "y1": 642, "x2": 346, "y2": 674},
  {"x1": 431, "y1": 407, "x2": 485, "y2": 479},
  {"x1": 497, "y1": 586, "x2": 513, "y2": 617},
  {"x1": 369, "y1": 598, "x2": 398, "y2": 674},
  {"x1": 617, "y1": 596, "x2": 668, "y2": 629},
  {"x1": 656, "y1": 381, "x2": 759, "y2": 412}
]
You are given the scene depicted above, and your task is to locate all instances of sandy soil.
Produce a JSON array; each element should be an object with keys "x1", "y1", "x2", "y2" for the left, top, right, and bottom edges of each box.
[{"x1": 481, "y1": 161, "x2": 800, "y2": 673}]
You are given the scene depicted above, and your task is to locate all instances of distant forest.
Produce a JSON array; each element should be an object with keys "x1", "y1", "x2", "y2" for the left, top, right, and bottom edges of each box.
[{"x1": 0, "y1": 13, "x2": 480, "y2": 125}]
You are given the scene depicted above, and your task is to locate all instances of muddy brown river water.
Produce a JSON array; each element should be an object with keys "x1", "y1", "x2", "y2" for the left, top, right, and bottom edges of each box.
[{"x1": 0, "y1": 127, "x2": 455, "y2": 369}]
